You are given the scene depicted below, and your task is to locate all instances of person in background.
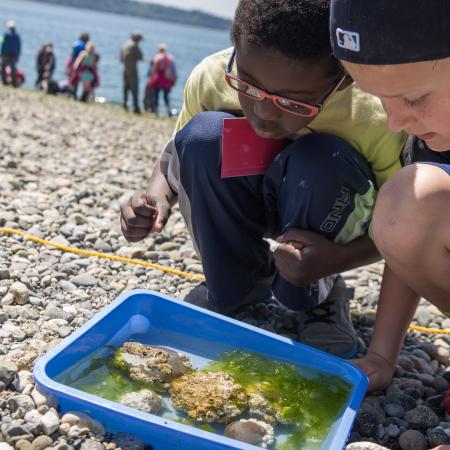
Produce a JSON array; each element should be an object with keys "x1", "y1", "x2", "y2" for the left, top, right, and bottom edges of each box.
[
  {"x1": 68, "y1": 32, "x2": 89, "y2": 99},
  {"x1": 71, "y1": 32, "x2": 89, "y2": 63},
  {"x1": 36, "y1": 42, "x2": 56, "y2": 89},
  {"x1": 120, "y1": 32, "x2": 144, "y2": 114},
  {"x1": 330, "y1": 0, "x2": 450, "y2": 396},
  {"x1": 72, "y1": 41, "x2": 99, "y2": 102},
  {"x1": 1, "y1": 20, "x2": 21, "y2": 87},
  {"x1": 149, "y1": 43, "x2": 177, "y2": 117}
]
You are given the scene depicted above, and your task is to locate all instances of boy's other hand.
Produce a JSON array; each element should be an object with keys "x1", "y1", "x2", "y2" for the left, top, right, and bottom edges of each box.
[
  {"x1": 274, "y1": 229, "x2": 341, "y2": 286},
  {"x1": 351, "y1": 352, "x2": 396, "y2": 392},
  {"x1": 120, "y1": 191, "x2": 171, "y2": 242}
]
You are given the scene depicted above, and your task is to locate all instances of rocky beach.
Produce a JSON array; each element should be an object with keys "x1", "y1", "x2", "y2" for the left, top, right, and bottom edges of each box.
[{"x1": 1, "y1": 87, "x2": 450, "y2": 450}]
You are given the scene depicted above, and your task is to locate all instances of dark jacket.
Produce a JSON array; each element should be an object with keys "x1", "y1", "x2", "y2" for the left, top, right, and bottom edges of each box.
[{"x1": 1, "y1": 30, "x2": 21, "y2": 59}]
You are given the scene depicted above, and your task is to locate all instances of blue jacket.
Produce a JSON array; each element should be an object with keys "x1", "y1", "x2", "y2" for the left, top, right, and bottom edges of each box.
[
  {"x1": 71, "y1": 39, "x2": 86, "y2": 62},
  {"x1": 1, "y1": 30, "x2": 21, "y2": 58}
]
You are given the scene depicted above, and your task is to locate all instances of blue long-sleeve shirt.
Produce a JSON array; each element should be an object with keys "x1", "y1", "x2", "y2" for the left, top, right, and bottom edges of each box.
[{"x1": 1, "y1": 30, "x2": 21, "y2": 59}]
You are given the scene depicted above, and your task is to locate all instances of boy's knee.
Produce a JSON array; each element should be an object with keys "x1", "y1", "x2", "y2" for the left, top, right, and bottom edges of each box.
[
  {"x1": 372, "y1": 164, "x2": 449, "y2": 260},
  {"x1": 283, "y1": 133, "x2": 372, "y2": 191},
  {"x1": 176, "y1": 111, "x2": 234, "y2": 169}
]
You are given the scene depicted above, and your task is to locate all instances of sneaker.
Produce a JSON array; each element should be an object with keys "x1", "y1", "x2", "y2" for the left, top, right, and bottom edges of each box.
[
  {"x1": 296, "y1": 276, "x2": 357, "y2": 359},
  {"x1": 183, "y1": 275, "x2": 274, "y2": 316}
]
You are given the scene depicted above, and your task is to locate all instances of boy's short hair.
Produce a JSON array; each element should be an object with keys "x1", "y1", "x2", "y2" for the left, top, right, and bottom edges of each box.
[{"x1": 232, "y1": 0, "x2": 338, "y2": 67}]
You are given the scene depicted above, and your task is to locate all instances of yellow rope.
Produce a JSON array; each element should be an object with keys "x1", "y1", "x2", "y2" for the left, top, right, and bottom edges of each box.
[
  {"x1": 351, "y1": 310, "x2": 450, "y2": 336},
  {"x1": 0, "y1": 227, "x2": 205, "y2": 282},
  {"x1": 1, "y1": 227, "x2": 449, "y2": 335}
]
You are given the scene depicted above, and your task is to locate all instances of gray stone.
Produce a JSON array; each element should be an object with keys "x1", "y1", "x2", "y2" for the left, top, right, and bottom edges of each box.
[
  {"x1": 70, "y1": 273, "x2": 98, "y2": 287},
  {"x1": 60, "y1": 412, "x2": 104, "y2": 437},
  {"x1": 404, "y1": 405, "x2": 440, "y2": 428},
  {"x1": 398, "y1": 429, "x2": 427, "y2": 450},
  {"x1": 79, "y1": 440, "x2": 105, "y2": 450},
  {"x1": 30, "y1": 388, "x2": 47, "y2": 408},
  {"x1": 8, "y1": 282, "x2": 29, "y2": 305},
  {"x1": 30, "y1": 435, "x2": 54, "y2": 450},
  {"x1": 0, "y1": 268, "x2": 10, "y2": 280},
  {"x1": 0, "y1": 443, "x2": 14, "y2": 450},
  {"x1": 14, "y1": 440, "x2": 32, "y2": 450},
  {"x1": 93, "y1": 239, "x2": 112, "y2": 252},
  {"x1": 8, "y1": 394, "x2": 35, "y2": 416},
  {"x1": 387, "y1": 378, "x2": 425, "y2": 397},
  {"x1": 346, "y1": 443, "x2": 389, "y2": 450},
  {"x1": 385, "y1": 424, "x2": 400, "y2": 438},
  {"x1": 384, "y1": 403, "x2": 405, "y2": 418},
  {"x1": 2, "y1": 421, "x2": 33, "y2": 445},
  {"x1": 40, "y1": 409, "x2": 60, "y2": 435},
  {"x1": 119, "y1": 390, "x2": 162, "y2": 414},
  {"x1": 58, "y1": 280, "x2": 77, "y2": 292},
  {"x1": 0, "y1": 360, "x2": 18, "y2": 385},
  {"x1": 428, "y1": 426, "x2": 450, "y2": 447},
  {"x1": 13, "y1": 370, "x2": 34, "y2": 393}
]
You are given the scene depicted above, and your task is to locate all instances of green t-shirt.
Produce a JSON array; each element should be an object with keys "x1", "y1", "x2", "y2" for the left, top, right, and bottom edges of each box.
[{"x1": 175, "y1": 47, "x2": 407, "y2": 188}]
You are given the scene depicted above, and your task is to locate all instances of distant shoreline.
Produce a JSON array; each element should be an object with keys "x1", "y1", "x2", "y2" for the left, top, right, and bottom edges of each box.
[{"x1": 26, "y1": 0, "x2": 232, "y2": 31}]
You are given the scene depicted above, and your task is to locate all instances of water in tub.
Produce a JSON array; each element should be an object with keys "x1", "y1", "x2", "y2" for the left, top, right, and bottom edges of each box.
[{"x1": 56, "y1": 328, "x2": 351, "y2": 449}]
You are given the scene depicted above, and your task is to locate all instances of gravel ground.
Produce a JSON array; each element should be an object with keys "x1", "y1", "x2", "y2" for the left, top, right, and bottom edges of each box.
[{"x1": 1, "y1": 88, "x2": 450, "y2": 450}]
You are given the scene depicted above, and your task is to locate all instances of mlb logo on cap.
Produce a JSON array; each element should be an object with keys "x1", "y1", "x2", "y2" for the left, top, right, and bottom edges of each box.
[{"x1": 336, "y1": 28, "x2": 360, "y2": 52}]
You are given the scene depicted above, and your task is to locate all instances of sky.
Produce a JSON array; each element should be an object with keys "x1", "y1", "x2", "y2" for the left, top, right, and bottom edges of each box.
[{"x1": 138, "y1": 0, "x2": 239, "y2": 19}]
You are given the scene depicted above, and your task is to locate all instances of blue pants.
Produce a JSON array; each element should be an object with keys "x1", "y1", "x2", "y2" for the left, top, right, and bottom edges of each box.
[{"x1": 175, "y1": 112, "x2": 376, "y2": 311}]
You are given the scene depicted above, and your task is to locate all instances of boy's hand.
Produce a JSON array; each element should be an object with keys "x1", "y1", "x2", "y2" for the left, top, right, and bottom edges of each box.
[
  {"x1": 351, "y1": 352, "x2": 396, "y2": 392},
  {"x1": 274, "y1": 229, "x2": 340, "y2": 286},
  {"x1": 120, "y1": 191, "x2": 171, "y2": 242}
]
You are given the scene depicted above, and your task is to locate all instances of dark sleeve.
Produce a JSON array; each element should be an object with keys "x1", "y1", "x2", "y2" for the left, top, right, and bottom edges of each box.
[{"x1": 402, "y1": 135, "x2": 450, "y2": 165}]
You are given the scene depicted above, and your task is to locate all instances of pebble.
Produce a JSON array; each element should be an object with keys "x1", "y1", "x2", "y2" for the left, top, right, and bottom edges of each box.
[
  {"x1": 398, "y1": 429, "x2": 427, "y2": 450},
  {"x1": 70, "y1": 273, "x2": 98, "y2": 287},
  {"x1": 346, "y1": 443, "x2": 389, "y2": 450},
  {"x1": 31, "y1": 435, "x2": 54, "y2": 450},
  {"x1": 404, "y1": 405, "x2": 440, "y2": 428},
  {"x1": 0, "y1": 360, "x2": 18, "y2": 385},
  {"x1": 8, "y1": 281, "x2": 29, "y2": 305},
  {"x1": 40, "y1": 408, "x2": 60, "y2": 435},
  {"x1": 427, "y1": 425, "x2": 450, "y2": 447}
]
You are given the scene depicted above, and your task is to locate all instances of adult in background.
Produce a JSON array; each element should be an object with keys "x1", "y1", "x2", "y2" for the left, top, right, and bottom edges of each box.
[
  {"x1": 36, "y1": 43, "x2": 56, "y2": 88},
  {"x1": 68, "y1": 32, "x2": 89, "y2": 99},
  {"x1": 120, "y1": 32, "x2": 143, "y2": 114},
  {"x1": 149, "y1": 43, "x2": 177, "y2": 117},
  {"x1": 330, "y1": 0, "x2": 450, "y2": 396},
  {"x1": 1, "y1": 20, "x2": 21, "y2": 87}
]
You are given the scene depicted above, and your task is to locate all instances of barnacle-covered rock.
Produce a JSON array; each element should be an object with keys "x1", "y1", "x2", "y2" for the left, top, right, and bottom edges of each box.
[
  {"x1": 119, "y1": 389, "x2": 162, "y2": 414},
  {"x1": 169, "y1": 371, "x2": 248, "y2": 423},
  {"x1": 248, "y1": 393, "x2": 277, "y2": 425},
  {"x1": 114, "y1": 342, "x2": 191, "y2": 386}
]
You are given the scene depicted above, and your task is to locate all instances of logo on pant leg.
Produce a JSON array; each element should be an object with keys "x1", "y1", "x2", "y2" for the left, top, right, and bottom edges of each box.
[{"x1": 320, "y1": 187, "x2": 351, "y2": 233}]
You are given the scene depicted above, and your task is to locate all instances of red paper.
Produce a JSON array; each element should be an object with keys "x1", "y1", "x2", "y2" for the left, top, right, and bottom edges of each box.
[{"x1": 221, "y1": 117, "x2": 286, "y2": 178}]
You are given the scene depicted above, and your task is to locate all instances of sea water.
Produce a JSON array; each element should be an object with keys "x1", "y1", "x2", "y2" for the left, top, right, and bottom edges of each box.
[
  {"x1": 1, "y1": 0, "x2": 230, "y2": 110},
  {"x1": 56, "y1": 332, "x2": 351, "y2": 450}
]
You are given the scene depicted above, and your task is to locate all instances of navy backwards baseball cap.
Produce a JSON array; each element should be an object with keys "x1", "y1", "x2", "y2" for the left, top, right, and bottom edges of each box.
[{"x1": 330, "y1": 0, "x2": 450, "y2": 64}]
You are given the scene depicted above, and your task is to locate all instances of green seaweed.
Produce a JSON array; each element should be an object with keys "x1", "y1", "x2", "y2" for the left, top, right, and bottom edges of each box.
[
  {"x1": 59, "y1": 347, "x2": 352, "y2": 449},
  {"x1": 65, "y1": 360, "x2": 149, "y2": 403},
  {"x1": 204, "y1": 350, "x2": 351, "y2": 449}
]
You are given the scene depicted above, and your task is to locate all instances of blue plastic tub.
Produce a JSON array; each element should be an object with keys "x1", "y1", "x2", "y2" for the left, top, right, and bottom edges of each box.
[{"x1": 34, "y1": 289, "x2": 367, "y2": 450}]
